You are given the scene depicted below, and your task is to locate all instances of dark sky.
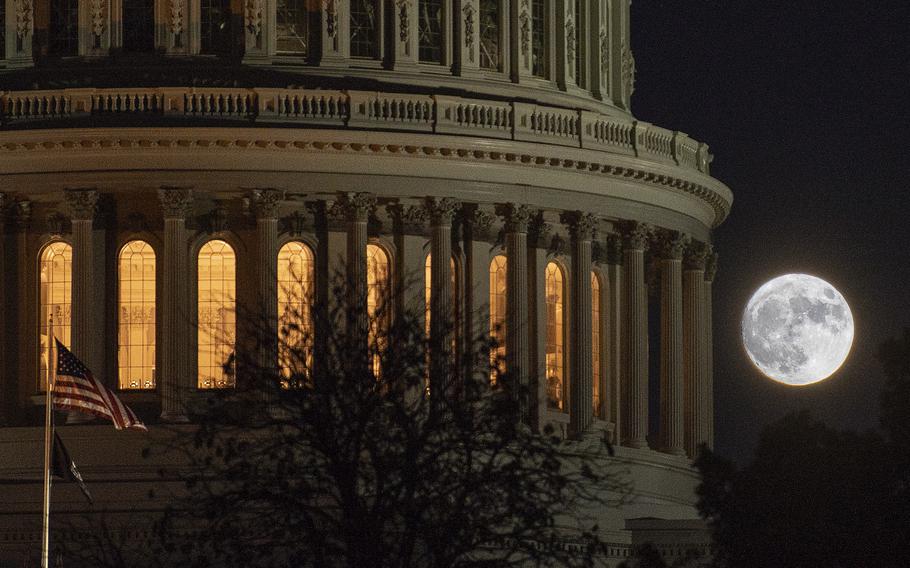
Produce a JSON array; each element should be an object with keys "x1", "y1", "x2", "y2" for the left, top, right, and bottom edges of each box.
[{"x1": 631, "y1": 1, "x2": 910, "y2": 464}]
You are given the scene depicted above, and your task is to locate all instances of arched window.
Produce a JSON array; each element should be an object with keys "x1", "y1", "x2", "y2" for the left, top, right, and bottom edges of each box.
[
  {"x1": 49, "y1": 0, "x2": 79, "y2": 55},
  {"x1": 201, "y1": 0, "x2": 233, "y2": 54},
  {"x1": 350, "y1": 0, "x2": 379, "y2": 58},
  {"x1": 489, "y1": 254, "x2": 507, "y2": 383},
  {"x1": 277, "y1": 0, "x2": 313, "y2": 54},
  {"x1": 198, "y1": 240, "x2": 236, "y2": 388},
  {"x1": 545, "y1": 261, "x2": 566, "y2": 411},
  {"x1": 592, "y1": 271, "x2": 602, "y2": 417},
  {"x1": 118, "y1": 240, "x2": 156, "y2": 390},
  {"x1": 367, "y1": 244, "x2": 391, "y2": 377},
  {"x1": 278, "y1": 241, "x2": 315, "y2": 379},
  {"x1": 39, "y1": 242, "x2": 72, "y2": 392},
  {"x1": 122, "y1": 0, "x2": 155, "y2": 52},
  {"x1": 479, "y1": 0, "x2": 502, "y2": 70},
  {"x1": 418, "y1": 0, "x2": 444, "y2": 63},
  {"x1": 531, "y1": 0, "x2": 548, "y2": 77}
]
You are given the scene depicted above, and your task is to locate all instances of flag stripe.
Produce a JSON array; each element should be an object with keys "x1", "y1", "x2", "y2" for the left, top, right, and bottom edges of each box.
[{"x1": 51, "y1": 340, "x2": 147, "y2": 432}]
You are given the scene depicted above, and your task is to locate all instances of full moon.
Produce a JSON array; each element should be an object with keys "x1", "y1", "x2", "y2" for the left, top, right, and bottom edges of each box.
[{"x1": 742, "y1": 274, "x2": 854, "y2": 385}]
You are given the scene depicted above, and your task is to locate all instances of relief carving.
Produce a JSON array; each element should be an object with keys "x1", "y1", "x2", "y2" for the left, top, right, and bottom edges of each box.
[
  {"x1": 169, "y1": 0, "x2": 185, "y2": 38},
  {"x1": 245, "y1": 0, "x2": 263, "y2": 37},
  {"x1": 90, "y1": 0, "x2": 106, "y2": 39},
  {"x1": 565, "y1": 19, "x2": 577, "y2": 77},
  {"x1": 463, "y1": 2, "x2": 475, "y2": 62},
  {"x1": 323, "y1": 0, "x2": 338, "y2": 39},
  {"x1": 15, "y1": 0, "x2": 32, "y2": 40},
  {"x1": 622, "y1": 43, "x2": 637, "y2": 96},
  {"x1": 599, "y1": 29, "x2": 609, "y2": 77},
  {"x1": 519, "y1": 0, "x2": 530, "y2": 60},
  {"x1": 397, "y1": 0, "x2": 410, "y2": 43}
]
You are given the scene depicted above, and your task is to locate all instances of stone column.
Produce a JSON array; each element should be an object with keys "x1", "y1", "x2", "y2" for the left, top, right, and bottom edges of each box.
[
  {"x1": 158, "y1": 188, "x2": 193, "y2": 422},
  {"x1": 620, "y1": 222, "x2": 650, "y2": 449},
  {"x1": 336, "y1": 193, "x2": 375, "y2": 361},
  {"x1": 704, "y1": 251, "x2": 717, "y2": 450},
  {"x1": 65, "y1": 190, "x2": 101, "y2": 370},
  {"x1": 562, "y1": 211, "x2": 596, "y2": 439},
  {"x1": 527, "y1": 213, "x2": 551, "y2": 431},
  {"x1": 657, "y1": 231, "x2": 688, "y2": 456},
  {"x1": 387, "y1": 201, "x2": 428, "y2": 328},
  {"x1": 605, "y1": 235, "x2": 622, "y2": 441},
  {"x1": 683, "y1": 242, "x2": 709, "y2": 457},
  {"x1": 462, "y1": 206, "x2": 495, "y2": 384},
  {"x1": 252, "y1": 189, "x2": 282, "y2": 391},
  {"x1": 497, "y1": 204, "x2": 531, "y2": 423},
  {"x1": 427, "y1": 198, "x2": 458, "y2": 390}
]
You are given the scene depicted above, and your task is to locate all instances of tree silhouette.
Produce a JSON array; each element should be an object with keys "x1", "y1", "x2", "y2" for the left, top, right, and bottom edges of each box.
[{"x1": 144, "y1": 271, "x2": 625, "y2": 567}]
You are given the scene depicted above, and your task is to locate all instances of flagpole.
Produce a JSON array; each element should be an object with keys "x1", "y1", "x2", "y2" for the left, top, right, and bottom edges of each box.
[{"x1": 41, "y1": 312, "x2": 56, "y2": 568}]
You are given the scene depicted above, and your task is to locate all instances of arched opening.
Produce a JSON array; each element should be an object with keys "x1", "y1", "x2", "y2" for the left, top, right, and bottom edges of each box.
[
  {"x1": 367, "y1": 243, "x2": 391, "y2": 377},
  {"x1": 545, "y1": 261, "x2": 566, "y2": 411},
  {"x1": 118, "y1": 240, "x2": 156, "y2": 390},
  {"x1": 278, "y1": 241, "x2": 315, "y2": 380},
  {"x1": 198, "y1": 240, "x2": 236, "y2": 388},
  {"x1": 38, "y1": 241, "x2": 73, "y2": 391},
  {"x1": 489, "y1": 254, "x2": 507, "y2": 384}
]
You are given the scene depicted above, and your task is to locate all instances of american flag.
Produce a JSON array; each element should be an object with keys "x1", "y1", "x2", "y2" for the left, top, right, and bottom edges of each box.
[{"x1": 53, "y1": 339, "x2": 147, "y2": 432}]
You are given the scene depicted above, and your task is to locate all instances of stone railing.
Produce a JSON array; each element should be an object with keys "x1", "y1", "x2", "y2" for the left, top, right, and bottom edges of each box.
[{"x1": 0, "y1": 87, "x2": 712, "y2": 174}]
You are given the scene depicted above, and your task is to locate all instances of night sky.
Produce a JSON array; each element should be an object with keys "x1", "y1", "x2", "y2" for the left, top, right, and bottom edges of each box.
[{"x1": 631, "y1": 1, "x2": 910, "y2": 464}]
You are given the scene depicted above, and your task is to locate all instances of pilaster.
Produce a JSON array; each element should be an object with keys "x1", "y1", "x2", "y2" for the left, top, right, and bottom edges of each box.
[
  {"x1": 252, "y1": 189, "x2": 283, "y2": 392},
  {"x1": 318, "y1": 0, "x2": 350, "y2": 66},
  {"x1": 157, "y1": 187, "x2": 193, "y2": 422},
  {"x1": 657, "y1": 231, "x2": 687, "y2": 456},
  {"x1": 4, "y1": 0, "x2": 34, "y2": 66},
  {"x1": 159, "y1": 0, "x2": 191, "y2": 53},
  {"x1": 590, "y1": 0, "x2": 610, "y2": 100},
  {"x1": 620, "y1": 222, "x2": 650, "y2": 449},
  {"x1": 388, "y1": 0, "x2": 419, "y2": 69},
  {"x1": 426, "y1": 198, "x2": 458, "y2": 392},
  {"x1": 79, "y1": 0, "x2": 112, "y2": 56},
  {"x1": 243, "y1": 0, "x2": 274, "y2": 62},
  {"x1": 454, "y1": 0, "x2": 480, "y2": 75},
  {"x1": 605, "y1": 234, "x2": 622, "y2": 441},
  {"x1": 497, "y1": 203, "x2": 531, "y2": 424},
  {"x1": 562, "y1": 211, "x2": 595, "y2": 439},
  {"x1": 683, "y1": 241, "x2": 709, "y2": 457}
]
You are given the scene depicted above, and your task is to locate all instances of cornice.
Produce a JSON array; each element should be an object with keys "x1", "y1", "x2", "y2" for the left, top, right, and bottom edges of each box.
[{"x1": 0, "y1": 127, "x2": 732, "y2": 227}]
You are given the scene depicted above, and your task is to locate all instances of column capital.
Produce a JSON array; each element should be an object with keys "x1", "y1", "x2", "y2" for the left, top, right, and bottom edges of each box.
[
  {"x1": 64, "y1": 189, "x2": 99, "y2": 221},
  {"x1": 387, "y1": 202, "x2": 428, "y2": 235},
  {"x1": 527, "y1": 212, "x2": 552, "y2": 249},
  {"x1": 463, "y1": 205, "x2": 497, "y2": 242},
  {"x1": 15, "y1": 200, "x2": 32, "y2": 231},
  {"x1": 157, "y1": 187, "x2": 194, "y2": 219},
  {"x1": 332, "y1": 192, "x2": 377, "y2": 223},
  {"x1": 606, "y1": 234, "x2": 624, "y2": 265},
  {"x1": 655, "y1": 231, "x2": 690, "y2": 261},
  {"x1": 560, "y1": 211, "x2": 597, "y2": 241},
  {"x1": 251, "y1": 188, "x2": 284, "y2": 219},
  {"x1": 705, "y1": 251, "x2": 718, "y2": 282},
  {"x1": 425, "y1": 197, "x2": 459, "y2": 226},
  {"x1": 496, "y1": 203, "x2": 532, "y2": 233},
  {"x1": 684, "y1": 241, "x2": 711, "y2": 271},
  {"x1": 620, "y1": 222, "x2": 652, "y2": 251}
]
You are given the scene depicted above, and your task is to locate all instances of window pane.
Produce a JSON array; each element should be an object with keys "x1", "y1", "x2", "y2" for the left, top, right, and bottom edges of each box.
[
  {"x1": 49, "y1": 0, "x2": 79, "y2": 56},
  {"x1": 39, "y1": 242, "x2": 73, "y2": 392},
  {"x1": 479, "y1": 0, "x2": 501, "y2": 70},
  {"x1": 201, "y1": 0, "x2": 233, "y2": 55},
  {"x1": 277, "y1": 0, "x2": 313, "y2": 54},
  {"x1": 418, "y1": 0, "x2": 444, "y2": 63},
  {"x1": 531, "y1": 0, "x2": 548, "y2": 77},
  {"x1": 122, "y1": 0, "x2": 155, "y2": 52},
  {"x1": 489, "y1": 255, "x2": 507, "y2": 384},
  {"x1": 367, "y1": 244, "x2": 390, "y2": 378},
  {"x1": 592, "y1": 272, "x2": 601, "y2": 417},
  {"x1": 118, "y1": 241, "x2": 156, "y2": 390},
  {"x1": 350, "y1": 0, "x2": 379, "y2": 58},
  {"x1": 278, "y1": 241, "x2": 315, "y2": 380},
  {"x1": 545, "y1": 261, "x2": 565, "y2": 411},
  {"x1": 198, "y1": 240, "x2": 236, "y2": 388}
]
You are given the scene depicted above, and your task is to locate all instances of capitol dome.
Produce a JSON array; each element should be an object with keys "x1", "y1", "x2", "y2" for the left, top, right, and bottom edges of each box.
[{"x1": 0, "y1": 0, "x2": 731, "y2": 564}]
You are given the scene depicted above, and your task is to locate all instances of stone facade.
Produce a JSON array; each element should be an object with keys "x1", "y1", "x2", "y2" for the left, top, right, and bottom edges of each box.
[{"x1": 0, "y1": 1, "x2": 730, "y2": 564}]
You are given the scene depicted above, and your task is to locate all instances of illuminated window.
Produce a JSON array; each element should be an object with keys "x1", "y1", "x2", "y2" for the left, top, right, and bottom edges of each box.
[
  {"x1": 278, "y1": 241, "x2": 315, "y2": 379},
  {"x1": 367, "y1": 244, "x2": 391, "y2": 377},
  {"x1": 531, "y1": 0, "x2": 548, "y2": 77},
  {"x1": 277, "y1": 0, "x2": 313, "y2": 54},
  {"x1": 489, "y1": 255, "x2": 507, "y2": 384},
  {"x1": 418, "y1": 0, "x2": 444, "y2": 63},
  {"x1": 198, "y1": 240, "x2": 236, "y2": 388},
  {"x1": 350, "y1": 0, "x2": 379, "y2": 58},
  {"x1": 479, "y1": 0, "x2": 501, "y2": 70},
  {"x1": 592, "y1": 272, "x2": 602, "y2": 417},
  {"x1": 38, "y1": 242, "x2": 72, "y2": 392},
  {"x1": 118, "y1": 241, "x2": 156, "y2": 390},
  {"x1": 545, "y1": 261, "x2": 565, "y2": 410},
  {"x1": 49, "y1": 0, "x2": 79, "y2": 55}
]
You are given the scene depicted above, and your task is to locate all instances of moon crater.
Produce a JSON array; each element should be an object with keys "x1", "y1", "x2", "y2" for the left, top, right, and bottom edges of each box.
[{"x1": 742, "y1": 274, "x2": 854, "y2": 385}]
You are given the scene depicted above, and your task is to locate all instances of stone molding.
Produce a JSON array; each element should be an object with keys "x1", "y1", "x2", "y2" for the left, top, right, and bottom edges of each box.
[{"x1": 0, "y1": 128, "x2": 731, "y2": 227}]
